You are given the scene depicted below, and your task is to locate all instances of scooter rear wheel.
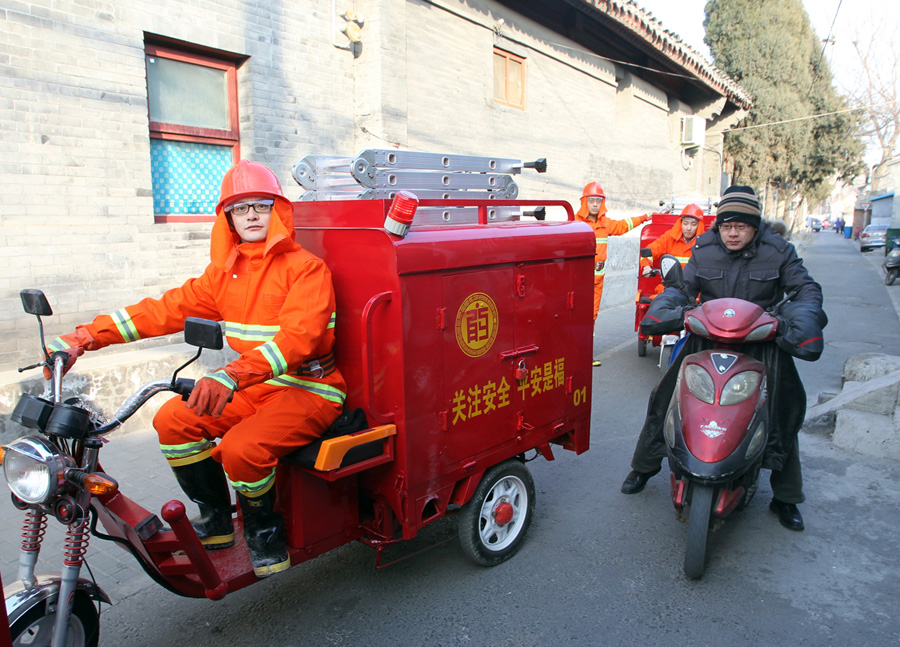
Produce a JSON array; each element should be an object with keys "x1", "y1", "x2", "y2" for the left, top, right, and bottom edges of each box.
[
  {"x1": 684, "y1": 484, "x2": 715, "y2": 580},
  {"x1": 885, "y1": 269, "x2": 898, "y2": 286}
]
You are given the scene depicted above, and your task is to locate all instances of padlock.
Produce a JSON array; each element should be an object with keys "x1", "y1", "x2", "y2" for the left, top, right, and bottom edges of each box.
[{"x1": 515, "y1": 359, "x2": 527, "y2": 380}]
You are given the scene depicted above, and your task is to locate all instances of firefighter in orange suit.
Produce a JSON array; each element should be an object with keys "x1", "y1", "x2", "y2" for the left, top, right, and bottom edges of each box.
[
  {"x1": 576, "y1": 182, "x2": 649, "y2": 322},
  {"x1": 639, "y1": 204, "x2": 706, "y2": 292},
  {"x1": 46, "y1": 160, "x2": 346, "y2": 578}
]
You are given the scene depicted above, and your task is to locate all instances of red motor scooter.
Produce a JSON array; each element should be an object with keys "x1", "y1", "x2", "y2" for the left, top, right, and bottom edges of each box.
[{"x1": 651, "y1": 255, "x2": 792, "y2": 579}]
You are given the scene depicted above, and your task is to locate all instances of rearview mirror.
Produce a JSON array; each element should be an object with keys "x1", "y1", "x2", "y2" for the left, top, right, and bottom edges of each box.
[
  {"x1": 659, "y1": 254, "x2": 684, "y2": 289},
  {"x1": 184, "y1": 317, "x2": 224, "y2": 350},
  {"x1": 640, "y1": 248, "x2": 652, "y2": 258},
  {"x1": 20, "y1": 289, "x2": 53, "y2": 316}
]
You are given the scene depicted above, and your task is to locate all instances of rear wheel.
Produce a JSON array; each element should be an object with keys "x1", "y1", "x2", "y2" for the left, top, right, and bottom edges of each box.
[
  {"x1": 458, "y1": 459, "x2": 535, "y2": 566},
  {"x1": 885, "y1": 269, "x2": 898, "y2": 286},
  {"x1": 10, "y1": 593, "x2": 99, "y2": 647},
  {"x1": 638, "y1": 339, "x2": 647, "y2": 357},
  {"x1": 684, "y1": 484, "x2": 715, "y2": 580}
]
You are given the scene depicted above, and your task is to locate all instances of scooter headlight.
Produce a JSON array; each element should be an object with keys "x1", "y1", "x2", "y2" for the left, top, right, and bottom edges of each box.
[
  {"x1": 664, "y1": 403, "x2": 677, "y2": 447},
  {"x1": 745, "y1": 421, "x2": 766, "y2": 458},
  {"x1": 719, "y1": 370, "x2": 762, "y2": 405},
  {"x1": 684, "y1": 364, "x2": 715, "y2": 404},
  {"x1": 2, "y1": 436, "x2": 71, "y2": 504}
]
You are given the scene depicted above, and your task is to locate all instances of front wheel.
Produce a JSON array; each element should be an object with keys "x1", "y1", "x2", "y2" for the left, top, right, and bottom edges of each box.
[
  {"x1": 638, "y1": 339, "x2": 647, "y2": 357},
  {"x1": 659, "y1": 345, "x2": 673, "y2": 373},
  {"x1": 684, "y1": 484, "x2": 715, "y2": 580},
  {"x1": 458, "y1": 459, "x2": 535, "y2": 566},
  {"x1": 10, "y1": 593, "x2": 99, "y2": 647},
  {"x1": 885, "y1": 269, "x2": 898, "y2": 286}
]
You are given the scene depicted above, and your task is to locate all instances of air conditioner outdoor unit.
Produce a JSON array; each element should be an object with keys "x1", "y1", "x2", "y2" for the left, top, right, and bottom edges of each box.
[{"x1": 681, "y1": 116, "x2": 706, "y2": 149}]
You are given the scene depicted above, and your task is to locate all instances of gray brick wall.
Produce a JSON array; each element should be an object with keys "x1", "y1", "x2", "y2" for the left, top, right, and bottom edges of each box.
[{"x1": 0, "y1": 0, "x2": 728, "y2": 378}]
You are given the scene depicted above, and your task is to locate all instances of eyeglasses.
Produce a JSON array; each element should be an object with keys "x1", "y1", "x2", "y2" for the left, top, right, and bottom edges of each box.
[
  {"x1": 718, "y1": 223, "x2": 752, "y2": 233},
  {"x1": 229, "y1": 201, "x2": 273, "y2": 215}
]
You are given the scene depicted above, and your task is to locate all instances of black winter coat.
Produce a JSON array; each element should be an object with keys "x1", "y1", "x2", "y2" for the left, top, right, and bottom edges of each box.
[{"x1": 638, "y1": 223, "x2": 827, "y2": 471}]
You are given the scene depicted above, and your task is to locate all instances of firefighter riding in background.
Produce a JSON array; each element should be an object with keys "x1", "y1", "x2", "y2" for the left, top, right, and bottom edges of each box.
[
  {"x1": 576, "y1": 181, "x2": 649, "y2": 366},
  {"x1": 639, "y1": 204, "x2": 706, "y2": 291}
]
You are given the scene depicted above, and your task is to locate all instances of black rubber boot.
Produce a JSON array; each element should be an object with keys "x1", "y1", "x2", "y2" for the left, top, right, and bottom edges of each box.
[
  {"x1": 171, "y1": 458, "x2": 235, "y2": 549},
  {"x1": 236, "y1": 489, "x2": 290, "y2": 578}
]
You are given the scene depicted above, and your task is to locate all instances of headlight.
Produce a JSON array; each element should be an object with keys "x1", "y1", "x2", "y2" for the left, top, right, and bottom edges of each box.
[
  {"x1": 686, "y1": 315, "x2": 709, "y2": 337},
  {"x1": 664, "y1": 404, "x2": 677, "y2": 447},
  {"x1": 684, "y1": 364, "x2": 715, "y2": 404},
  {"x1": 2, "y1": 436, "x2": 72, "y2": 504},
  {"x1": 744, "y1": 323, "x2": 775, "y2": 342},
  {"x1": 745, "y1": 421, "x2": 766, "y2": 458},
  {"x1": 719, "y1": 370, "x2": 762, "y2": 405}
]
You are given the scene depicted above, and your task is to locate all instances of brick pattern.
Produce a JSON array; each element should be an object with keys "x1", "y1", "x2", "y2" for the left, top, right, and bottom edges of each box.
[{"x1": 0, "y1": 0, "x2": 723, "y2": 375}]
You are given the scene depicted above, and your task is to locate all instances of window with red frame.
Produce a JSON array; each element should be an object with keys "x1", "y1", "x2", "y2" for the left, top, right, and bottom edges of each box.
[{"x1": 146, "y1": 41, "x2": 241, "y2": 223}]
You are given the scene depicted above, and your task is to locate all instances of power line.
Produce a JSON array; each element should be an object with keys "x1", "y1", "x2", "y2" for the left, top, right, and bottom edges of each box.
[{"x1": 723, "y1": 105, "x2": 865, "y2": 132}]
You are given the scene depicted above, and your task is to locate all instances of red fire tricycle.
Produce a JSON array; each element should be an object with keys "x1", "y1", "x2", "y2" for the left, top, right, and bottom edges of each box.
[
  {"x1": 634, "y1": 204, "x2": 715, "y2": 369},
  {"x1": 1, "y1": 181, "x2": 594, "y2": 645}
]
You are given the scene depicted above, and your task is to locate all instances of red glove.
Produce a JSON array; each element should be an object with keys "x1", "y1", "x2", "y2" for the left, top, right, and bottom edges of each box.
[
  {"x1": 43, "y1": 328, "x2": 94, "y2": 380},
  {"x1": 186, "y1": 370, "x2": 236, "y2": 418}
]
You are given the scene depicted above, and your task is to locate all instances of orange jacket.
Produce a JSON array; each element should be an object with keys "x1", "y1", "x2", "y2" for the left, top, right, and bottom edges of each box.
[
  {"x1": 50, "y1": 191, "x2": 345, "y2": 404},
  {"x1": 639, "y1": 217, "x2": 707, "y2": 270},
  {"x1": 576, "y1": 208, "x2": 647, "y2": 275}
]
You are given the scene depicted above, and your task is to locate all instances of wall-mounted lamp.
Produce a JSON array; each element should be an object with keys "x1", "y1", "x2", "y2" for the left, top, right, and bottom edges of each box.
[{"x1": 333, "y1": 2, "x2": 365, "y2": 51}]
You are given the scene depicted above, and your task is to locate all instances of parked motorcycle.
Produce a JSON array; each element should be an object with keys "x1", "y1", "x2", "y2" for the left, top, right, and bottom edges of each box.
[
  {"x1": 2, "y1": 289, "x2": 218, "y2": 646},
  {"x1": 648, "y1": 255, "x2": 793, "y2": 579},
  {"x1": 884, "y1": 240, "x2": 900, "y2": 286}
]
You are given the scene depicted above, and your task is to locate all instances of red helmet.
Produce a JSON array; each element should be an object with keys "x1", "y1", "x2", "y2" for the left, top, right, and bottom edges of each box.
[
  {"x1": 582, "y1": 182, "x2": 606, "y2": 199},
  {"x1": 216, "y1": 160, "x2": 285, "y2": 214},
  {"x1": 680, "y1": 204, "x2": 703, "y2": 220}
]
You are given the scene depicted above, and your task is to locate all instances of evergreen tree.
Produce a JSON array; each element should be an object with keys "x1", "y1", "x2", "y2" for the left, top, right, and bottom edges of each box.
[{"x1": 704, "y1": 0, "x2": 864, "y2": 216}]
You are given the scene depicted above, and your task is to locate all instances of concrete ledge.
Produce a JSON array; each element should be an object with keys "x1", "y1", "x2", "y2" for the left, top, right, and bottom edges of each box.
[
  {"x1": 803, "y1": 355, "x2": 900, "y2": 460},
  {"x1": 833, "y1": 408, "x2": 900, "y2": 460}
]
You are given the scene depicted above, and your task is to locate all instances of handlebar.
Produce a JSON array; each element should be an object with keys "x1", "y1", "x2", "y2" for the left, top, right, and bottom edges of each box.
[{"x1": 93, "y1": 378, "x2": 195, "y2": 436}]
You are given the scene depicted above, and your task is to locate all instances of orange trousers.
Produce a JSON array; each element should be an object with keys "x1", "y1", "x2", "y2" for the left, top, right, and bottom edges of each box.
[
  {"x1": 592, "y1": 275, "x2": 605, "y2": 321},
  {"x1": 154, "y1": 384, "x2": 342, "y2": 493}
]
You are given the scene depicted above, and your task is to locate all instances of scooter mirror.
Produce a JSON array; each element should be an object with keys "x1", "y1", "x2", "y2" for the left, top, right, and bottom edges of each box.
[
  {"x1": 659, "y1": 254, "x2": 683, "y2": 288},
  {"x1": 183, "y1": 317, "x2": 224, "y2": 350},
  {"x1": 20, "y1": 289, "x2": 52, "y2": 317},
  {"x1": 640, "y1": 248, "x2": 653, "y2": 258}
]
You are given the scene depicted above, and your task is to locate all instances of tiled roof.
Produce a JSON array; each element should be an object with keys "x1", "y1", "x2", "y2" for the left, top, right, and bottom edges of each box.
[{"x1": 583, "y1": 0, "x2": 752, "y2": 109}]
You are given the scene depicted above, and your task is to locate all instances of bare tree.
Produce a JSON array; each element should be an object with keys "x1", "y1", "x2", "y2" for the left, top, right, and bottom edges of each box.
[{"x1": 847, "y1": 26, "x2": 899, "y2": 188}]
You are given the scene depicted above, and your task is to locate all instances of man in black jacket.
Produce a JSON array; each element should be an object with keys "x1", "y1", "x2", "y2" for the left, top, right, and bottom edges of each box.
[{"x1": 620, "y1": 186, "x2": 826, "y2": 531}]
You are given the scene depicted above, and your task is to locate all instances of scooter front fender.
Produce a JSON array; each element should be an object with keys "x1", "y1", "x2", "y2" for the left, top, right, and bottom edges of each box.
[{"x1": 4, "y1": 574, "x2": 111, "y2": 627}]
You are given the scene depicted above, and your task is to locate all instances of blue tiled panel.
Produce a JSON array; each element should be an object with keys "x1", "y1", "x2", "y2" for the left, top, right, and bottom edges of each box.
[{"x1": 150, "y1": 139, "x2": 233, "y2": 215}]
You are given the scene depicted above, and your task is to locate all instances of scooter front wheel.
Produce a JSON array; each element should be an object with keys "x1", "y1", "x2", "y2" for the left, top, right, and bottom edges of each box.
[
  {"x1": 684, "y1": 484, "x2": 715, "y2": 580},
  {"x1": 885, "y1": 269, "x2": 898, "y2": 286}
]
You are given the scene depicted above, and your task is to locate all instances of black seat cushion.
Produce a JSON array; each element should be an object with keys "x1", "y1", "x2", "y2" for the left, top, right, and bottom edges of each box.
[{"x1": 282, "y1": 408, "x2": 374, "y2": 469}]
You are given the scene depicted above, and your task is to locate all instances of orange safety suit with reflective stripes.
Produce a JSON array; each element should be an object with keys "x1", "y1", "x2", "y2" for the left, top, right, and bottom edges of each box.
[
  {"x1": 49, "y1": 185, "x2": 345, "y2": 496},
  {"x1": 576, "y1": 206, "x2": 647, "y2": 321},
  {"x1": 639, "y1": 217, "x2": 706, "y2": 294}
]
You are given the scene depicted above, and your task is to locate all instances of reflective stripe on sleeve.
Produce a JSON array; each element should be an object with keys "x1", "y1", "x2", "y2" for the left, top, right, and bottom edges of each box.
[
  {"x1": 223, "y1": 322, "x2": 280, "y2": 342},
  {"x1": 327, "y1": 312, "x2": 336, "y2": 330},
  {"x1": 112, "y1": 308, "x2": 140, "y2": 342},
  {"x1": 207, "y1": 369, "x2": 237, "y2": 391},
  {"x1": 259, "y1": 341, "x2": 289, "y2": 377},
  {"x1": 47, "y1": 337, "x2": 71, "y2": 352}
]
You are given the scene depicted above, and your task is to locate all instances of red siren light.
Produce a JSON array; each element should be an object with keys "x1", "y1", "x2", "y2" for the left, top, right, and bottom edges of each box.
[{"x1": 384, "y1": 190, "x2": 418, "y2": 237}]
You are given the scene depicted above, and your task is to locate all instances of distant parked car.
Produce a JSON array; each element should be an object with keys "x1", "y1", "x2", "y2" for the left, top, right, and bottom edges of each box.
[
  {"x1": 860, "y1": 224, "x2": 888, "y2": 252},
  {"x1": 810, "y1": 218, "x2": 822, "y2": 232}
]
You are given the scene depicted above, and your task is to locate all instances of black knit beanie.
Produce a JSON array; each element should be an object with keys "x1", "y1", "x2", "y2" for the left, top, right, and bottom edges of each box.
[{"x1": 716, "y1": 185, "x2": 761, "y2": 229}]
